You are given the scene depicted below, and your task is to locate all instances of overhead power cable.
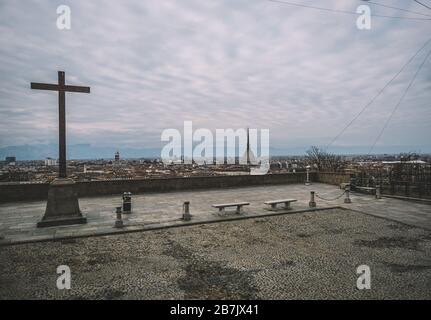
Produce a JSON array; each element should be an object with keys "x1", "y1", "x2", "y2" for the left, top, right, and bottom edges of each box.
[
  {"x1": 267, "y1": 0, "x2": 431, "y2": 21},
  {"x1": 414, "y1": 0, "x2": 431, "y2": 10},
  {"x1": 325, "y1": 37, "x2": 431, "y2": 151},
  {"x1": 362, "y1": 1, "x2": 431, "y2": 17},
  {"x1": 368, "y1": 48, "x2": 431, "y2": 154}
]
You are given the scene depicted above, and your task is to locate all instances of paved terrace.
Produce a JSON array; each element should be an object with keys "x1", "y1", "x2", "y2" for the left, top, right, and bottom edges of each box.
[
  {"x1": 1, "y1": 208, "x2": 430, "y2": 299},
  {"x1": 0, "y1": 183, "x2": 430, "y2": 245}
]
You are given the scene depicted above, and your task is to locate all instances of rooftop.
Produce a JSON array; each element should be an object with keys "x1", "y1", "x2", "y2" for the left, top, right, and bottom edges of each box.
[
  {"x1": 0, "y1": 183, "x2": 430, "y2": 299},
  {"x1": 1, "y1": 206, "x2": 430, "y2": 299}
]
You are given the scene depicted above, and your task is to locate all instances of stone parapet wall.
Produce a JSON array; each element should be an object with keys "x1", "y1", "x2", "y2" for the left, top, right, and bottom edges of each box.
[
  {"x1": 316, "y1": 172, "x2": 351, "y2": 186},
  {"x1": 0, "y1": 172, "x2": 315, "y2": 203}
]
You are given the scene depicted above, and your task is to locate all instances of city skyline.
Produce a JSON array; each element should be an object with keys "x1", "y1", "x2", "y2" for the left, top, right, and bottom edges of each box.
[{"x1": 2, "y1": 142, "x2": 431, "y2": 161}]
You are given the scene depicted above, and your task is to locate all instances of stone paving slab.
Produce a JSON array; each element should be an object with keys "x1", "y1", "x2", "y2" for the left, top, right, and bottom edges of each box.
[{"x1": 0, "y1": 183, "x2": 430, "y2": 245}]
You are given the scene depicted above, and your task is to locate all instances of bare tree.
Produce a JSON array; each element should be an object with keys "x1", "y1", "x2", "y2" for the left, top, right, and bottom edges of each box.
[
  {"x1": 400, "y1": 152, "x2": 419, "y2": 162},
  {"x1": 306, "y1": 146, "x2": 343, "y2": 172}
]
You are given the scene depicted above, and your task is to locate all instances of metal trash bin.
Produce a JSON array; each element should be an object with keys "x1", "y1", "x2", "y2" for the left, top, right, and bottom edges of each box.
[{"x1": 122, "y1": 192, "x2": 132, "y2": 213}]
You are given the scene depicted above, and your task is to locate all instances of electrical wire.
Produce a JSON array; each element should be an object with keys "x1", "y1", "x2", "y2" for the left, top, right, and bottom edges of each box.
[
  {"x1": 362, "y1": 1, "x2": 431, "y2": 17},
  {"x1": 267, "y1": 0, "x2": 431, "y2": 21},
  {"x1": 414, "y1": 0, "x2": 431, "y2": 10},
  {"x1": 368, "y1": 48, "x2": 431, "y2": 154},
  {"x1": 325, "y1": 37, "x2": 431, "y2": 151}
]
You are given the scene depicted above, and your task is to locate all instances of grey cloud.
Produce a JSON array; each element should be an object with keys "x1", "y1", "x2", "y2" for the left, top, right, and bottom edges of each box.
[{"x1": 0, "y1": 0, "x2": 430, "y2": 151}]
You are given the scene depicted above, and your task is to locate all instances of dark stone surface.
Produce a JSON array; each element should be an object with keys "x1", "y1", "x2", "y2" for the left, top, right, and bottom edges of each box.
[{"x1": 0, "y1": 208, "x2": 430, "y2": 299}]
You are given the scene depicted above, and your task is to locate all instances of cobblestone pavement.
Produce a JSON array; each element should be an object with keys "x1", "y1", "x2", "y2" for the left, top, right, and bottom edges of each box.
[
  {"x1": 0, "y1": 183, "x2": 430, "y2": 245},
  {"x1": 0, "y1": 208, "x2": 430, "y2": 299}
]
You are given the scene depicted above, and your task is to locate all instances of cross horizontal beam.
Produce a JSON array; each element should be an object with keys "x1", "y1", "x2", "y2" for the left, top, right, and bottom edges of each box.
[{"x1": 31, "y1": 83, "x2": 90, "y2": 93}]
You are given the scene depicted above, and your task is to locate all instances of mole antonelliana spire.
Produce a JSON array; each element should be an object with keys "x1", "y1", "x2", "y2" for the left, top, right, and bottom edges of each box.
[{"x1": 247, "y1": 127, "x2": 250, "y2": 166}]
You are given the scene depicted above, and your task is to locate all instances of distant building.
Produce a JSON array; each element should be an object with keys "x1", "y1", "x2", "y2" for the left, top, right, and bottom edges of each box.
[
  {"x1": 270, "y1": 162, "x2": 282, "y2": 170},
  {"x1": 45, "y1": 157, "x2": 57, "y2": 166},
  {"x1": 115, "y1": 151, "x2": 120, "y2": 162},
  {"x1": 382, "y1": 160, "x2": 427, "y2": 165},
  {"x1": 8, "y1": 171, "x2": 29, "y2": 181},
  {"x1": 5, "y1": 156, "x2": 16, "y2": 164}
]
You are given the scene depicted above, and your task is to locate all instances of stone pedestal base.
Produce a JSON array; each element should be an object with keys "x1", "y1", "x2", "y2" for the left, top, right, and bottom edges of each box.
[{"x1": 37, "y1": 178, "x2": 87, "y2": 228}]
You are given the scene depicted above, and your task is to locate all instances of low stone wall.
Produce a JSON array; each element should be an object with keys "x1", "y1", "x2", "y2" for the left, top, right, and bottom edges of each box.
[
  {"x1": 0, "y1": 172, "x2": 315, "y2": 203},
  {"x1": 316, "y1": 172, "x2": 351, "y2": 186},
  {"x1": 0, "y1": 183, "x2": 50, "y2": 203}
]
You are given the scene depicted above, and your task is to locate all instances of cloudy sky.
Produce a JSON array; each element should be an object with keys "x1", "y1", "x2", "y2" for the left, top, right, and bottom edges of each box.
[{"x1": 0, "y1": 0, "x2": 430, "y2": 152}]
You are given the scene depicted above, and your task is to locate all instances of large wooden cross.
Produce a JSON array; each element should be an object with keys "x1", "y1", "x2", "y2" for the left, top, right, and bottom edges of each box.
[{"x1": 31, "y1": 71, "x2": 90, "y2": 178}]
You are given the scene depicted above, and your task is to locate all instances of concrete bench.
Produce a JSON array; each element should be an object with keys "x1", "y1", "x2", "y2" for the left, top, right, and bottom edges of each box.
[
  {"x1": 264, "y1": 199, "x2": 297, "y2": 211},
  {"x1": 212, "y1": 202, "x2": 250, "y2": 214},
  {"x1": 340, "y1": 183, "x2": 350, "y2": 190},
  {"x1": 354, "y1": 186, "x2": 376, "y2": 194}
]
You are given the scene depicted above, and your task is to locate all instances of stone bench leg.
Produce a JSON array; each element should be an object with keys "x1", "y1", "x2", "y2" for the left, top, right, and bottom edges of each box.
[
  {"x1": 284, "y1": 202, "x2": 292, "y2": 210},
  {"x1": 236, "y1": 205, "x2": 243, "y2": 214},
  {"x1": 218, "y1": 207, "x2": 225, "y2": 214},
  {"x1": 270, "y1": 203, "x2": 277, "y2": 211}
]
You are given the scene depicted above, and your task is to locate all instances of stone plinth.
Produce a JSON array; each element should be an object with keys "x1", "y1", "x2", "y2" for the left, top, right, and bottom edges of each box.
[{"x1": 37, "y1": 178, "x2": 87, "y2": 228}]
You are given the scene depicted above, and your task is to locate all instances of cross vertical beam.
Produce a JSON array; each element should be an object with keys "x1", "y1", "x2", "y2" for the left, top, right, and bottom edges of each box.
[{"x1": 58, "y1": 71, "x2": 66, "y2": 178}]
